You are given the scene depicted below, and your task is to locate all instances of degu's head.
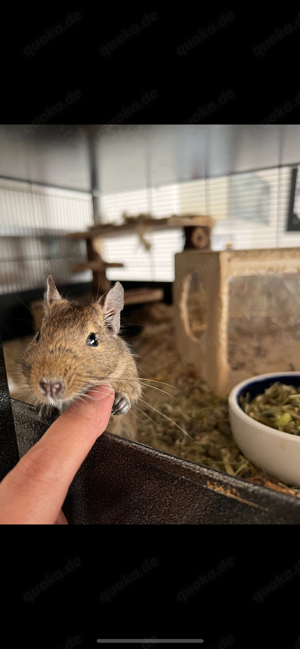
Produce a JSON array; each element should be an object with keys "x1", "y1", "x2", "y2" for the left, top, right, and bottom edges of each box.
[{"x1": 23, "y1": 276, "x2": 124, "y2": 407}]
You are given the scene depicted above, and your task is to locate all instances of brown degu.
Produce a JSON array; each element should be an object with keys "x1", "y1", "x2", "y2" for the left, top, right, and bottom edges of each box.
[{"x1": 22, "y1": 276, "x2": 142, "y2": 430}]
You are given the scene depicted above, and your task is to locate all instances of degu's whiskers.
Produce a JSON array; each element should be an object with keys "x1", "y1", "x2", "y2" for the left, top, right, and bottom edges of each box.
[
  {"x1": 138, "y1": 397, "x2": 193, "y2": 440},
  {"x1": 87, "y1": 380, "x2": 175, "y2": 400},
  {"x1": 73, "y1": 371, "x2": 176, "y2": 391},
  {"x1": 133, "y1": 403, "x2": 160, "y2": 428}
]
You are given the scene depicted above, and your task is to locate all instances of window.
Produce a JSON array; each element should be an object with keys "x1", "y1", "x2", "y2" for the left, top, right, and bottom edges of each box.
[
  {"x1": 286, "y1": 167, "x2": 300, "y2": 232},
  {"x1": 102, "y1": 166, "x2": 298, "y2": 282}
]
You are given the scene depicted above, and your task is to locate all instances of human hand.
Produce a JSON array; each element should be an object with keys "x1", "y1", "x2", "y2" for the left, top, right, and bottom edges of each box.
[{"x1": 0, "y1": 385, "x2": 114, "y2": 524}]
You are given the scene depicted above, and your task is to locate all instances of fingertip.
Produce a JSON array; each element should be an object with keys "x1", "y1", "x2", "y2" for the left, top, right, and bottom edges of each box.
[{"x1": 90, "y1": 384, "x2": 115, "y2": 400}]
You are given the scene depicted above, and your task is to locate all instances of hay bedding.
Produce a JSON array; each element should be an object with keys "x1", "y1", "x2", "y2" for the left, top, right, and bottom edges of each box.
[{"x1": 129, "y1": 303, "x2": 300, "y2": 499}]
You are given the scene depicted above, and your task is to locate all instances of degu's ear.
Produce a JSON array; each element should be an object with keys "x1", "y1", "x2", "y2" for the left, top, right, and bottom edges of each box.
[
  {"x1": 45, "y1": 275, "x2": 62, "y2": 306},
  {"x1": 98, "y1": 281, "x2": 124, "y2": 334}
]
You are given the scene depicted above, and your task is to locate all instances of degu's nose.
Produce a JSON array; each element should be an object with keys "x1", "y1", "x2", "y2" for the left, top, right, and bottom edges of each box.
[{"x1": 39, "y1": 380, "x2": 64, "y2": 398}]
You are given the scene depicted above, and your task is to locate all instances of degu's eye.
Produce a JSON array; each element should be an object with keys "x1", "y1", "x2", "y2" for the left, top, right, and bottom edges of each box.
[
  {"x1": 86, "y1": 332, "x2": 98, "y2": 347},
  {"x1": 36, "y1": 331, "x2": 40, "y2": 342}
]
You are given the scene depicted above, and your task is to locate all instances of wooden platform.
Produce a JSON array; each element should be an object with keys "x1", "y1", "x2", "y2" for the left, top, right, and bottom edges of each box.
[
  {"x1": 67, "y1": 215, "x2": 216, "y2": 240},
  {"x1": 123, "y1": 287, "x2": 163, "y2": 306},
  {"x1": 71, "y1": 261, "x2": 124, "y2": 273}
]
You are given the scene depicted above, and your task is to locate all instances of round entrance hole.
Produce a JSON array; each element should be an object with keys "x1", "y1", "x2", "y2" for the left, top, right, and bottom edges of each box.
[{"x1": 180, "y1": 271, "x2": 208, "y2": 341}]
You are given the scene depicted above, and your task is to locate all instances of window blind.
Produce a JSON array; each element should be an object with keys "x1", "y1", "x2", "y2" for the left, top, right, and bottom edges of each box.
[{"x1": 102, "y1": 166, "x2": 298, "y2": 282}]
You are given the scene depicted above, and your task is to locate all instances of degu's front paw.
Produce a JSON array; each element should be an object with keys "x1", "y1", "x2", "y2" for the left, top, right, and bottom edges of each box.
[{"x1": 111, "y1": 392, "x2": 131, "y2": 415}]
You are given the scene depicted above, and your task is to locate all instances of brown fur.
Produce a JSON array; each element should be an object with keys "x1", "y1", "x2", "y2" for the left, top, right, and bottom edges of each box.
[{"x1": 22, "y1": 278, "x2": 142, "y2": 440}]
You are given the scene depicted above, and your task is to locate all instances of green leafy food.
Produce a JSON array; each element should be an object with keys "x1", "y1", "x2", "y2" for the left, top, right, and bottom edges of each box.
[{"x1": 240, "y1": 382, "x2": 300, "y2": 435}]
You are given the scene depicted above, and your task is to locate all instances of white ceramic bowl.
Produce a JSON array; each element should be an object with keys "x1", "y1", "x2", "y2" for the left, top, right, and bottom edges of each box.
[{"x1": 228, "y1": 372, "x2": 300, "y2": 487}]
